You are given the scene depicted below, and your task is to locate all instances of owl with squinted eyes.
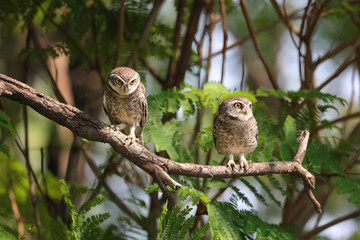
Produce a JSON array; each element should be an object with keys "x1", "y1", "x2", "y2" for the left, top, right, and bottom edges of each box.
[
  {"x1": 103, "y1": 67, "x2": 148, "y2": 145},
  {"x1": 213, "y1": 96, "x2": 258, "y2": 170}
]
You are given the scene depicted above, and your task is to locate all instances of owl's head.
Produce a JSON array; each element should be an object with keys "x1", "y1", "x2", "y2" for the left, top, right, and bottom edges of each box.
[
  {"x1": 218, "y1": 96, "x2": 253, "y2": 121},
  {"x1": 107, "y1": 67, "x2": 140, "y2": 95}
]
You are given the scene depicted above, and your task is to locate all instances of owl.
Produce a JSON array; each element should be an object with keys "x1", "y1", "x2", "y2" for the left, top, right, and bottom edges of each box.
[
  {"x1": 103, "y1": 67, "x2": 148, "y2": 145},
  {"x1": 213, "y1": 96, "x2": 258, "y2": 170}
]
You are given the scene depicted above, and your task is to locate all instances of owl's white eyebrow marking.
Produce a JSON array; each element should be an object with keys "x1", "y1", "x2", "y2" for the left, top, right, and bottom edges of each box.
[
  {"x1": 110, "y1": 74, "x2": 125, "y2": 82},
  {"x1": 129, "y1": 73, "x2": 138, "y2": 82}
]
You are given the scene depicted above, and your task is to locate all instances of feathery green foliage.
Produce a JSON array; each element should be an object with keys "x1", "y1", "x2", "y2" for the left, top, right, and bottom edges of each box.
[
  {"x1": 157, "y1": 203, "x2": 205, "y2": 240},
  {"x1": 60, "y1": 180, "x2": 110, "y2": 240},
  {"x1": 208, "y1": 202, "x2": 296, "y2": 240},
  {"x1": 0, "y1": 226, "x2": 16, "y2": 240},
  {"x1": 332, "y1": 176, "x2": 360, "y2": 206}
]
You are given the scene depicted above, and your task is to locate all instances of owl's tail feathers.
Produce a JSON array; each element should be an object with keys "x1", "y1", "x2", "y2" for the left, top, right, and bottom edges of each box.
[{"x1": 139, "y1": 131, "x2": 145, "y2": 146}]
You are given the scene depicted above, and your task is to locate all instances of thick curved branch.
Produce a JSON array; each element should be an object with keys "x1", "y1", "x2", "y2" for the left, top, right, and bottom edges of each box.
[{"x1": 0, "y1": 73, "x2": 320, "y2": 212}]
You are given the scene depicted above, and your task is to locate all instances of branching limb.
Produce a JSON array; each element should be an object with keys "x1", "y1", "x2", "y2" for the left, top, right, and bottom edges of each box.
[
  {"x1": 240, "y1": 0, "x2": 279, "y2": 90},
  {"x1": 0, "y1": 73, "x2": 321, "y2": 213},
  {"x1": 126, "y1": 0, "x2": 164, "y2": 67},
  {"x1": 302, "y1": 209, "x2": 360, "y2": 238}
]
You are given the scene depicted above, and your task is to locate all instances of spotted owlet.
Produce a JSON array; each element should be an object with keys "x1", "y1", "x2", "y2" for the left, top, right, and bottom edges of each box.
[
  {"x1": 213, "y1": 96, "x2": 258, "y2": 170},
  {"x1": 103, "y1": 67, "x2": 148, "y2": 145}
]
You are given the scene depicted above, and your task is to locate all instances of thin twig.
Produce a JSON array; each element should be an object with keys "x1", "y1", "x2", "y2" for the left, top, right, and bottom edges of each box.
[
  {"x1": 32, "y1": 0, "x2": 95, "y2": 70},
  {"x1": 201, "y1": 10, "x2": 299, "y2": 62},
  {"x1": 316, "y1": 111, "x2": 360, "y2": 131},
  {"x1": 126, "y1": 0, "x2": 164, "y2": 67},
  {"x1": 342, "y1": 67, "x2": 357, "y2": 137},
  {"x1": 205, "y1": 12, "x2": 215, "y2": 84},
  {"x1": 302, "y1": 209, "x2": 360, "y2": 238},
  {"x1": 138, "y1": 56, "x2": 164, "y2": 87},
  {"x1": 313, "y1": 37, "x2": 358, "y2": 68},
  {"x1": 165, "y1": 0, "x2": 185, "y2": 87},
  {"x1": 113, "y1": 0, "x2": 126, "y2": 68},
  {"x1": 22, "y1": 26, "x2": 42, "y2": 240},
  {"x1": 30, "y1": 24, "x2": 68, "y2": 104},
  {"x1": 91, "y1": 3, "x2": 104, "y2": 83},
  {"x1": 219, "y1": 0, "x2": 228, "y2": 84},
  {"x1": 240, "y1": 55, "x2": 245, "y2": 90},
  {"x1": 7, "y1": 158, "x2": 25, "y2": 237},
  {"x1": 170, "y1": 0, "x2": 204, "y2": 88},
  {"x1": 82, "y1": 146, "x2": 147, "y2": 229},
  {"x1": 270, "y1": 0, "x2": 299, "y2": 36},
  {"x1": 298, "y1": 0, "x2": 312, "y2": 87},
  {"x1": 316, "y1": 58, "x2": 358, "y2": 91},
  {"x1": 240, "y1": 0, "x2": 279, "y2": 90}
]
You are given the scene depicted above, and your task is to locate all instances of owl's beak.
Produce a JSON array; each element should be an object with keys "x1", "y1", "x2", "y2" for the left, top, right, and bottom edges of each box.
[
  {"x1": 123, "y1": 87, "x2": 128, "y2": 94},
  {"x1": 245, "y1": 110, "x2": 250, "y2": 116}
]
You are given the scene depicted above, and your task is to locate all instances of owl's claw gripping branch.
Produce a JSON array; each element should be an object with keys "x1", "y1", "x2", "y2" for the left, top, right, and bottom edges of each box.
[{"x1": 0, "y1": 74, "x2": 321, "y2": 214}]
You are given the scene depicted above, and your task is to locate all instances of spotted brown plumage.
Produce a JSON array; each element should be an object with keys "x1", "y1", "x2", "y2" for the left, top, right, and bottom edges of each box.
[
  {"x1": 103, "y1": 67, "x2": 148, "y2": 145},
  {"x1": 213, "y1": 96, "x2": 258, "y2": 170}
]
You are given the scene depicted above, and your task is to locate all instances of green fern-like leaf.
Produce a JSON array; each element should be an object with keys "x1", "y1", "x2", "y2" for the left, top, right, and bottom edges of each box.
[
  {"x1": 0, "y1": 226, "x2": 16, "y2": 240},
  {"x1": 206, "y1": 179, "x2": 228, "y2": 189},
  {"x1": 0, "y1": 110, "x2": 16, "y2": 138},
  {"x1": 197, "y1": 126, "x2": 214, "y2": 152},
  {"x1": 230, "y1": 186, "x2": 253, "y2": 208},
  {"x1": 158, "y1": 203, "x2": 198, "y2": 240},
  {"x1": 189, "y1": 223, "x2": 209, "y2": 240},
  {"x1": 60, "y1": 180, "x2": 110, "y2": 240},
  {"x1": 82, "y1": 213, "x2": 111, "y2": 240},
  {"x1": 332, "y1": 176, "x2": 360, "y2": 206},
  {"x1": 207, "y1": 202, "x2": 241, "y2": 239},
  {"x1": 158, "y1": 201, "x2": 169, "y2": 238},
  {"x1": 79, "y1": 195, "x2": 105, "y2": 215},
  {"x1": 207, "y1": 201, "x2": 296, "y2": 240},
  {"x1": 239, "y1": 178, "x2": 267, "y2": 206},
  {"x1": 144, "y1": 183, "x2": 160, "y2": 194},
  {"x1": 178, "y1": 186, "x2": 210, "y2": 205},
  {"x1": 177, "y1": 215, "x2": 196, "y2": 239},
  {"x1": 254, "y1": 176, "x2": 282, "y2": 207}
]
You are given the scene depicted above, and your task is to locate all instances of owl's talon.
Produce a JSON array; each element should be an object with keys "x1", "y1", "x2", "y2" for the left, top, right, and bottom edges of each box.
[
  {"x1": 239, "y1": 158, "x2": 248, "y2": 171},
  {"x1": 226, "y1": 160, "x2": 236, "y2": 170},
  {"x1": 125, "y1": 134, "x2": 139, "y2": 143},
  {"x1": 110, "y1": 125, "x2": 122, "y2": 132}
]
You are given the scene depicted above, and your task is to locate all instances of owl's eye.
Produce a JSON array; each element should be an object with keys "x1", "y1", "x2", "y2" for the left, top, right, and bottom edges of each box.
[
  {"x1": 249, "y1": 103, "x2": 252, "y2": 109},
  {"x1": 130, "y1": 79, "x2": 136, "y2": 85},
  {"x1": 234, "y1": 102, "x2": 243, "y2": 109},
  {"x1": 115, "y1": 78, "x2": 123, "y2": 85}
]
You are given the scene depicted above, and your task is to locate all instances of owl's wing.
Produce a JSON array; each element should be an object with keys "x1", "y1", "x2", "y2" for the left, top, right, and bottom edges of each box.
[
  {"x1": 139, "y1": 83, "x2": 148, "y2": 129},
  {"x1": 140, "y1": 99, "x2": 148, "y2": 129},
  {"x1": 212, "y1": 114, "x2": 218, "y2": 147}
]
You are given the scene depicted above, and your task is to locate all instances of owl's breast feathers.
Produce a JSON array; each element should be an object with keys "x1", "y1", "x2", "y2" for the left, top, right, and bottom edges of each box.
[
  {"x1": 103, "y1": 82, "x2": 147, "y2": 127},
  {"x1": 213, "y1": 114, "x2": 258, "y2": 156}
]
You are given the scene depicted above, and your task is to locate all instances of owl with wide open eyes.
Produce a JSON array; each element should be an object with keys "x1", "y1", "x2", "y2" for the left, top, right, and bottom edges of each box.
[
  {"x1": 213, "y1": 96, "x2": 258, "y2": 170},
  {"x1": 103, "y1": 67, "x2": 148, "y2": 145}
]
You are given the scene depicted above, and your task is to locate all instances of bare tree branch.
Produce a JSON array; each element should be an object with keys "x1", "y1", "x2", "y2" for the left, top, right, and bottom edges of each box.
[
  {"x1": 113, "y1": 0, "x2": 126, "y2": 68},
  {"x1": 126, "y1": 0, "x2": 164, "y2": 68},
  {"x1": 0, "y1": 73, "x2": 321, "y2": 213},
  {"x1": 165, "y1": 0, "x2": 186, "y2": 87},
  {"x1": 302, "y1": 209, "x2": 360, "y2": 238},
  {"x1": 201, "y1": 10, "x2": 299, "y2": 62},
  {"x1": 32, "y1": 0, "x2": 95, "y2": 71},
  {"x1": 313, "y1": 37, "x2": 358, "y2": 68},
  {"x1": 240, "y1": 0, "x2": 279, "y2": 90},
  {"x1": 168, "y1": 0, "x2": 204, "y2": 89},
  {"x1": 7, "y1": 158, "x2": 25, "y2": 237},
  {"x1": 270, "y1": 0, "x2": 299, "y2": 36},
  {"x1": 219, "y1": 0, "x2": 228, "y2": 84}
]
